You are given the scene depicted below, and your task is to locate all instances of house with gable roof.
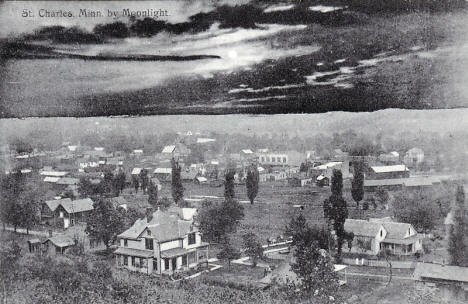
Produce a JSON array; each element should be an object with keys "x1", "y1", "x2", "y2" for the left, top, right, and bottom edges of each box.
[
  {"x1": 114, "y1": 207, "x2": 209, "y2": 275},
  {"x1": 345, "y1": 218, "x2": 422, "y2": 256},
  {"x1": 54, "y1": 198, "x2": 94, "y2": 228}
]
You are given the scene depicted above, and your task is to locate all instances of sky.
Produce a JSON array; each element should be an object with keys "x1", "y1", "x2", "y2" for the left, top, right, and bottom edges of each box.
[{"x1": 0, "y1": 0, "x2": 251, "y2": 38}]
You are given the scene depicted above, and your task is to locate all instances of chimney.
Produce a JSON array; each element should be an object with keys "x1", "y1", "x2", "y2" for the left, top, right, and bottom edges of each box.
[{"x1": 146, "y1": 207, "x2": 153, "y2": 222}]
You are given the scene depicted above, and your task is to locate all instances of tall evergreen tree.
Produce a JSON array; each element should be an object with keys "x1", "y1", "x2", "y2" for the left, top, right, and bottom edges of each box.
[
  {"x1": 147, "y1": 180, "x2": 158, "y2": 209},
  {"x1": 139, "y1": 169, "x2": 149, "y2": 194},
  {"x1": 224, "y1": 169, "x2": 235, "y2": 200},
  {"x1": 171, "y1": 158, "x2": 184, "y2": 205},
  {"x1": 351, "y1": 160, "x2": 364, "y2": 218},
  {"x1": 113, "y1": 171, "x2": 126, "y2": 196},
  {"x1": 246, "y1": 166, "x2": 259, "y2": 204},
  {"x1": 132, "y1": 175, "x2": 139, "y2": 193},
  {"x1": 323, "y1": 169, "x2": 348, "y2": 261},
  {"x1": 448, "y1": 185, "x2": 467, "y2": 266}
]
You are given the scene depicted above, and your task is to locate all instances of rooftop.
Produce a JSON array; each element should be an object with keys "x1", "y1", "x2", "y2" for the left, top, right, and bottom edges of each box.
[
  {"x1": 370, "y1": 165, "x2": 409, "y2": 173},
  {"x1": 414, "y1": 263, "x2": 468, "y2": 283}
]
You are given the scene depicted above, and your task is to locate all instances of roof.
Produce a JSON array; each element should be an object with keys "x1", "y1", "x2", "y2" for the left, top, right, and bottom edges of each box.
[
  {"x1": 44, "y1": 176, "x2": 60, "y2": 183},
  {"x1": 161, "y1": 247, "x2": 191, "y2": 258},
  {"x1": 414, "y1": 263, "x2": 468, "y2": 283},
  {"x1": 114, "y1": 247, "x2": 154, "y2": 258},
  {"x1": 40, "y1": 171, "x2": 68, "y2": 177},
  {"x1": 384, "y1": 234, "x2": 421, "y2": 245},
  {"x1": 196, "y1": 176, "x2": 208, "y2": 182},
  {"x1": 403, "y1": 178, "x2": 435, "y2": 187},
  {"x1": 45, "y1": 235, "x2": 75, "y2": 248},
  {"x1": 154, "y1": 168, "x2": 172, "y2": 174},
  {"x1": 162, "y1": 145, "x2": 176, "y2": 154},
  {"x1": 364, "y1": 179, "x2": 404, "y2": 187},
  {"x1": 60, "y1": 198, "x2": 94, "y2": 214},
  {"x1": 381, "y1": 222, "x2": 413, "y2": 239},
  {"x1": 344, "y1": 219, "x2": 383, "y2": 238},
  {"x1": 314, "y1": 162, "x2": 342, "y2": 170},
  {"x1": 45, "y1": 198, "x2": 72, "y2": 212},
  {"x1": 444, "y1": 211, "x2": 455, "y2": 225},
  {"x1": 118, "y1": 209, "x2": 180, "y2": 239},
  {"x1": 196, "y1": 138, "x2": 216, "y2": 144},
  {"x1": 56, "y1": 177, "x2": 80, "y2": 185},
  {"x1": 370, "y1": 165, "x2": 409, "y2": 173},
  {"x1": 181, "y1": 171, "x2": 197, "y2": 180},
  {"x1": 241, "y1": 149, "x2": 254, "y2": 154},
  {"x1": 131, "y1": 168, "x2": 142, "y2": 175},
  {"x1": 28, "y1": 238, "x2": 41, "y2": 244}
]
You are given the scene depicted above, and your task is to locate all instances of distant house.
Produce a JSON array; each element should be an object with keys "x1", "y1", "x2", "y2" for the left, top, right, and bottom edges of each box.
[
  {"x1": 404, "y1": 148, "x2": 425, "y2": 168},
  {"x1": 161, "y1": 143, "x2": 190, "y2": 160},
  {"x1": 42, "y1": 235, "x2": 76, "y2": 255},
  {"x1": 344, "y1": 218, "x2": 422, "y2": 256},
  {"x1": 195, "y1": 176, "x2": 208, "y2": 184},
  {"x1": 367, "y1": 165, "x2": 409, "y2": 180},
  {"x1": 131, "y1": 168, "x2": 142, "y2": 175},
  {"x1": 288, "y1": 174, "x2": 313, "y2": 187},
  {"x1": 181, "y1": 170, "x2": 198, "y2": 181},
  {"x1": 196, "y1": 138, "x2": 216, "y2": 144},
  {"x1": 378, "y1": 151, "x2": 400, "y2": 164},
  {"x1": 55, "y1": 198, "x2": 94, "y2": 228},
  {"x1": 413, "y1": 263, "x2": 468, "y2": 301},
  {"x1": 364, "y1": 176, "x2": 440, "y2": 192},
  {"x1": 27, "y1": 239, "x2": 42, "y2": 253},
  {"x1": 41, "y1": 198, "x2": 72, "y2": 225},
  {"x1": 40, "y1": 170, "x2": 69, "y2": 178},
  {"x1": 258, "y1": 152, "x2": 288, "y2": 167},
  {"x1": 56, "y1": 177, "x2": 80, "y2": 187},
  {"x1": 316, "y1": 175, "x2": 329, "y2": 187},
  {"x1": 115, "y1": 208, "x2": 209, "y2": 275},
  {"x1": 154, "y1": 168, "x2": 172, "y2": 182},
  {"x1": 311, "y1": 161, "x2": 350, "y2": 179}
]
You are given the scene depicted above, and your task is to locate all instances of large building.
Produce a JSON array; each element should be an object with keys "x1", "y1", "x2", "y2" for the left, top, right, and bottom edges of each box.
[{"x1": 114, "y1": 207, "x2": 209, "y2": 275}]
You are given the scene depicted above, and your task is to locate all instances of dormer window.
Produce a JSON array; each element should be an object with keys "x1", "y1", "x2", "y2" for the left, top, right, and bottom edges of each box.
[
  {"x1": 380, "y1": 230, "x2": 383, "y2": 237},
  {"x1": 124, "y1": 239, "x2": 128, "y2": 247},
  {"x1": 188, "y1": 233, "x2": 196, "y2": 245},
  {"x1": 147, "y1": 230, "x2": 151, "y2": 236}
]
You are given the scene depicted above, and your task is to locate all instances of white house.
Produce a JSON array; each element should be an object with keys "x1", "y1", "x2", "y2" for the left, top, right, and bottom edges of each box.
[
  {"x1": 115, "y1": 208, "x2": 209, "y2": 275},
  {"x1": 344, "y1": 218, "x2": 422, "y2": 255}
]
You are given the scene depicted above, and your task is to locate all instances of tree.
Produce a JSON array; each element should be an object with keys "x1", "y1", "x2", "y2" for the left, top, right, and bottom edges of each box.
[
  {"x1": 139, "y1": 169, "x2": 149, "y2": 194},
  {"x1": 351, "y1": 160, "x2": 364, "y2": 218},
  {"x1": 323, "y1": 169, "x2": 348, "y2": 261},
  {"x1": 147, "y1": 180, "x2": 158, "y2": 209},
  {"x1": 447, "y1": 185, "x2": 467, "y2": 266},
  {"x1": 290, "y1": 219, "x2": 340, "y2": 303},
  {"x1": 246, "y1": 166, "x2": 259, "y2": 204},
  {"x1": 224, "y1": 169, "x2": 235, "y2": 200},
  {"x1": 1, "y1": 170, "x2": 42, "y2": 233},
  {"x1": 198, "y1": 200, "x2": 244, "y2": 243},
  {"x1": 85, "y1": 198, "x2": 124, "y2": 250},
  {"x1": 113, "y1": 171, "x2": 126, "y2": 196},
  {"x1": 132, "y1": 175, "x2": 139, "y2": 193},
  {"x1": 0, "y1": 240, "x2": 21, "y2": 304},
  {"x1": 242, "y1": 232, "x2": 263, "y2": 267},
  {"x1": 171, "y1": 158, "x2": 184, "y2": 205},
  {"x1": 393, "y1": 191, "x2": 438, "y2": 233},
  {"x1": 216, "y1": 239, "x2": 241, "y2": 269},
  {"x1": 102, "y1": 171, "x2": 115, "y2": 196}
]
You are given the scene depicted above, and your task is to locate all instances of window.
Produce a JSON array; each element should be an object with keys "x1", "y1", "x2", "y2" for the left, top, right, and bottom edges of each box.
[
  {"x1": 131, "y1": 256, "x2": 136, "y2": 267},
  {"x1": 283, "y1": 157, "x2": 287, "y2": 163},
  {"x1": 56, "y1": 246, "x2": 61, "y2": 254},
  {"x1": 153, "y1": 258, "x2": 158, "y2": 271},
  {"x1": 123, "y1": 255, "x2": 128, "y2": 266},
  {"x1": 145, "y1": 238, "x2": 153, "y2": 250},
  {"x1": 380, "y1": 230, "x2": 383, "y2": 237},
  {"x1": 164, "y1": 258, "x2": 169, "y2": 270},
  {"x1": 124, "y1": 239, "x2": 128, "y2": 247},
  {"x1": 182, "y1": 255, "x2": 187, "y2": 266},
  {"x1": 272, "y1": 157, "x2": 275, "y2": 162},
  {"x1": 188, "y1": 233, "x2": 196, "y2": 245},
  {"x1": 147, "y1": 230, "x2": 151, "y2": 236}
]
